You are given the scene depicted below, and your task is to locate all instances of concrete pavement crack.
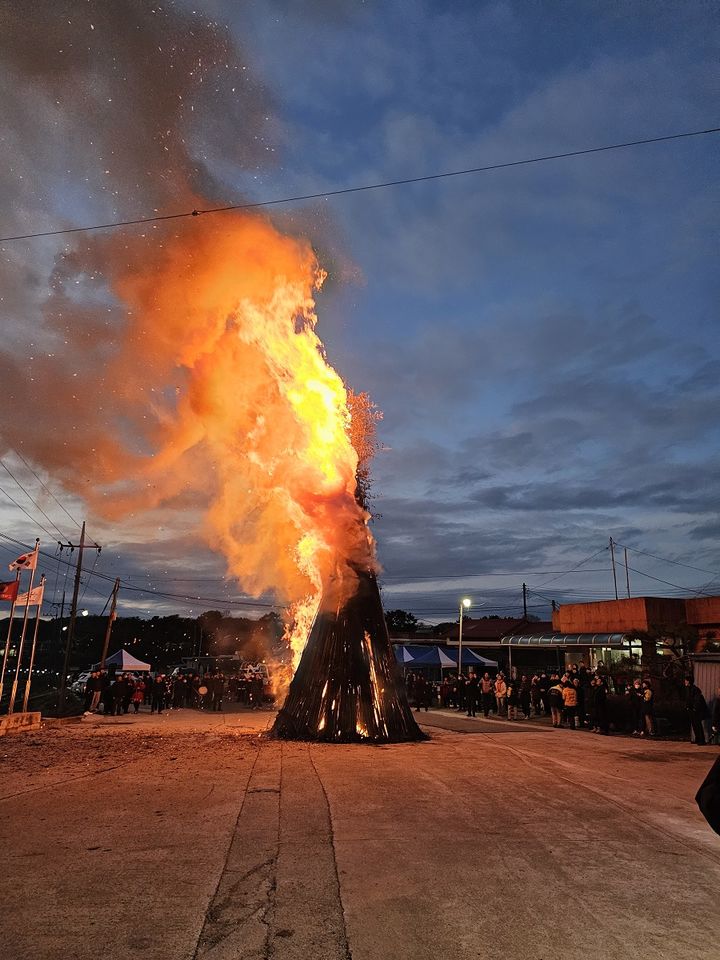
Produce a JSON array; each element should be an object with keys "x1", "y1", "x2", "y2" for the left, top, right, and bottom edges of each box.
[
  {"x1": 191, "y1": 743, "x2": 263, "y2": 960},
  {"x1": 307, "y1": 745, "x2": 353, "y2": 960}
]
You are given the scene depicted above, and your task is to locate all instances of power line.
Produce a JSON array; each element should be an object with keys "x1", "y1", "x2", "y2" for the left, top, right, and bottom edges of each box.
[
  {"x1": 624, "y1": 562, "x2": 713, "y2": 597},
  {"x1": 0, "y1": 457, "x2": 68, "y2": 541},
  {"x1": 0, "y1": 485, "x2": 60, "y2": 542},
  {"x1": 528, "y1": 545, "x2": 609, "y2": 591},
  {"x1": 2, "y1": 126, "x2": 718, "y2": 243},
  {"x1": 10, "y1": 447, "x2": 84, "y2": 532},
  {"x1": 613, "y1": 540, "x2": 719, "y2": 579}
]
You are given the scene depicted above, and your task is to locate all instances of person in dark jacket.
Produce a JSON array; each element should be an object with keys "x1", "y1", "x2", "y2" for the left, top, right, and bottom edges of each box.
[
  {"x1": 110, "y1": 674, "x2": 126, "y2": 716},
  {"x1": 86, "y1": 671, "x2": 103, "y2": 712},
  {"x1": 519, "y1": 675, "x2": 532, "y2": 720},
  {"x1": 627, "y1": 679, "x2": 644, "y2": 736},
  {"x1": 548, "y1": 681, "x2": 564, "y2": 727},
  {"x1": 684, "y1": 678, "x2": 708, "y2": 745},
  {"x1": 465, "y1": 672, "x2": 478, "y2": 718},
  {"x1": 455, "y1": 673, "x2": 466, "y2": 713},
  {"x1": 640, "y1": 680, "x2": 656, "y2": 737},
  {"x1": 151, "y1": 674, "x2": 166, "y2": 714},
  {"x1": 593, "y1": 676, "x2": 610, "y2": 735},
  {"x1": 251, "y1": 674, "x2": 264, "y2": 710},
  {"x1": 506, "y1": 679, "x2": 520, "y2": 721},
  {"x1": 414, "y1": 674, "x2": 429, "y2": 712},
  {"x1": 122, "y1": 676, "x2": 134, "y2": 714},
  {"x1": 212, "y1": 673, "x2": 225, "y2": 712}
]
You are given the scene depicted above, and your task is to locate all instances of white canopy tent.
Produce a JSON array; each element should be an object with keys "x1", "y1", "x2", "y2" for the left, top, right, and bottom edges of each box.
[{"x1": 92, "y1": 648, "x2": 151, "y2": 672}]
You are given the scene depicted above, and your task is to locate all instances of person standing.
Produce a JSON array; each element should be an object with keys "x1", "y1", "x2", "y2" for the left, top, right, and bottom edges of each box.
[
  {"x1": 494, "y1": 673, "x2": 507, "y2": 717},
  {"x1": 251, "y1": 673, "x2": 264, "y2": 710},
  {"x1": 465, "y1": 672, "x2": 478, "y2": 718},
  {"x1": 480, "y1": 673, "x2": 493, "y2": 717},
  {"x1": 506, "y1": 678, "x2": 519, "y2": 721},
  {"x1": 112, "y1": 674, "x2": 127, "y2": 716},
  {"x1": 212, "y1": 673, "x2": 225, "y2": 712},
  {"x1": 530, "y1": 675, "x2": 543, "y2": 717},
  {"x1": 122, "y1": 676, "x2": 134, "y2": 714},
  {"x1": 519, "y1": 675, "x2": 532, "y2": 720},
  {"x1": 455, "y1": 672, "x2": 466, "y2": 714},
  {"x1": 538, "y1": 672, "x2": 551, "y2": 716},
  {"x1": 173, "y1": 676, "x2": 186, "y2": 709},
  {"x1": 101, "y1": 672, "x2": 113, "y2": 715},
  {"x1": 548, "y1": 680, "x2": 564, "y2": 728},
  {"x1": 593, "y1": 676, "x2": 610, "y2": 735},
  {"x1": 87, "y1": 672, "x2": 103, "y2": 713},
  {"x1": 562, "y1": 680, "x2": 579, "y2": 729},
  {"x1": 131, "y1": 679, "x2": 145, "y2": 713},
  {"x1": 640, "y1": 680, "x2": 656, "y2": 737},
  {"x1": 684, "y1": 677, "x2": 708, "y2": 745},
  {"x1": 151, "y1": 674, "x2": 166, "y2": 714},
  {"x1": 627, "y1": 679, "x2": 644, "y2": 736}
]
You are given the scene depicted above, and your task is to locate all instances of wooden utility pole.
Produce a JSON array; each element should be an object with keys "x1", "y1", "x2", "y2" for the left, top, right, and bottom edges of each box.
[
  {"x1": 624, "y1": 547, "x2": 631, "y2": 599},
  {"x1": 58, "y1": 522, "x2": 85, "y2": 711},
  {"x1": 522, "y1": 582, "x2": 528, "y2": 619},
  {"x1": 609, "y1": 537, "x2": 619, "y2": 600},
  {"x1": 99, "y1": 578, "x2": 121, "y2": 670}
]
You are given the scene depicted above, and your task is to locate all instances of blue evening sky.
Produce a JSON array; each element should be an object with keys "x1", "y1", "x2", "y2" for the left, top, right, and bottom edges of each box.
[{"x1": 1, "y1": 1, "x2": 718, "y2": 620}]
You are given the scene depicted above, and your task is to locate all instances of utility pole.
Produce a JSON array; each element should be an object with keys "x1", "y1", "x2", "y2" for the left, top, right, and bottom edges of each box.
[
  {"x1": 522, "y1": 582, "x2": 528, "y2": 619},
  {"x1": 57, "y1": 522, "x2": 102, "y2": 711},
  {"x1": 609, "y1": 537, "x2": 619, "y2": 600},
  {"x1": 624, "y1": 547, "x2": 631, "y2": 599},
  {"x1": 99, "y1": 578, "x2": 121, "y2": 670}
]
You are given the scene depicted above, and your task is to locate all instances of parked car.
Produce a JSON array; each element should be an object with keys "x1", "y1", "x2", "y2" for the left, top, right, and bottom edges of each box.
[{"x1": 70, "y1": 672, "x2": 91, "y2": 695}]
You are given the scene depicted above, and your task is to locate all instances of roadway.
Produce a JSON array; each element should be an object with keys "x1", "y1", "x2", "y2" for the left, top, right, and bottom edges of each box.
[{"x1": 1, "y1": 706, "x2": 718, "y2": 960}]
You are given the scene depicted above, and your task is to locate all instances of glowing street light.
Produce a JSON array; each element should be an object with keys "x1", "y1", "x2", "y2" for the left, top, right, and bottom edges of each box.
[{"x1": 458, "y1": 598, "x2": 471, "y2": 676}]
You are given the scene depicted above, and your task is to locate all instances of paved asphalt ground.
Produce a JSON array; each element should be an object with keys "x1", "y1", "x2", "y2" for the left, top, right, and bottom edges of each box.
[{"x1": 1, "y1": 706, "x2": 719, "y2": 960}]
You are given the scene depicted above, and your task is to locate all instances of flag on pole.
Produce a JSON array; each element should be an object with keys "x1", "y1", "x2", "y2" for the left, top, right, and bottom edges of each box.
[
  {"x1": 9, "y1": 547, "x2": 38, "y2": 572},
  {"x1": 0, "y1": 580, "x2": 19, "y2": 603},
  {"x1": 16, "y1": 583, "x2": 45, "y2": 607}
]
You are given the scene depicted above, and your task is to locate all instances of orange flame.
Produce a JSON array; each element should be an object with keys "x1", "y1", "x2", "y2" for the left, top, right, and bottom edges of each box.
[{"x1": 61, "y1": 213, "x2": 375, "y2": 666}]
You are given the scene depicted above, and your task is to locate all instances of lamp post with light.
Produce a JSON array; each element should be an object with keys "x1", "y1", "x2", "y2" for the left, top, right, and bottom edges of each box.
[{"x1": 458, "y1": 597, "x2": 471, "y2": 679}]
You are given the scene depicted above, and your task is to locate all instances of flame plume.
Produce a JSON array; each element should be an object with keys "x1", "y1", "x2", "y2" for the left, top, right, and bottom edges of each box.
[{"x1": 17, "y1": 214, "x2": 375, "y2": 662}]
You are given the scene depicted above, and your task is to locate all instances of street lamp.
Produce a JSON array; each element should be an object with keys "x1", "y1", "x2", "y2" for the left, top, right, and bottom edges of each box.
[{"x1": 458, "y1": 598, "x2": 471, "y2": 676}]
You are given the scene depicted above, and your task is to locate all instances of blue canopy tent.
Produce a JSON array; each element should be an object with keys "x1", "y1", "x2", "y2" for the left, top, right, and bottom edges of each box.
[{"x1": 393, "y1": 644, "x2": 498, "y2": 670}]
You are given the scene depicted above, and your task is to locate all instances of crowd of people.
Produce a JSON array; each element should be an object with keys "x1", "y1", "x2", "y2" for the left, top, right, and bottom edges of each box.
[
  {"x1": 405, "y1": 665, "x2": 720, "y2": 743},
  {"x1": 81, "y1": 668, "x2": 269, "y2": 715}
]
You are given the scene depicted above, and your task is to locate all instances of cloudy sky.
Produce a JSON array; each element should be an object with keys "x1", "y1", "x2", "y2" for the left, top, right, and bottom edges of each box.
[{"x1": 0, "y1": 0, "x2": 718, "y2": 622}]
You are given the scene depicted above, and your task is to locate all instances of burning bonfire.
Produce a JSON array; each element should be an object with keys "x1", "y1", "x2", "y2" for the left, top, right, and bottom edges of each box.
[
  {"x1": 272, "y1": 566, "x2": 423, "y2": 742},
  {"x1": 22, "y1": 212, "x2": 421, "y2": 743}
]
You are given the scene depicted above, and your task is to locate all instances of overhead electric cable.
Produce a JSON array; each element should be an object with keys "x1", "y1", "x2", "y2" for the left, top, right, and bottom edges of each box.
[
  {"x1": 528, "y1": 545, "x2": 609, "y2": 591},
  {"x1": 1, "y1": 126, "x2": 718, "y2": 243},
  {"x1": 624, "y1": 563, "x2": 713, "y2": 597},
  {"x1": 613, "y1": 541, "x2": 719, "y2": 578},
  {"x1": 0, "y1": 485, "x2": 59, "y2": 542},
  {"x1": 10, "y1": 447, "x2": 84, "y2": 531},
  {"x1": 0, "y1": 457, "x2": 68, "y2": 541}
]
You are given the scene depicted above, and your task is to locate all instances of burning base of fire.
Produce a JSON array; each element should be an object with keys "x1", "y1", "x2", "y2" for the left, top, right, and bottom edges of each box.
[{"x1": 271, "y1": 569, "x2": 426, "y2": 743}]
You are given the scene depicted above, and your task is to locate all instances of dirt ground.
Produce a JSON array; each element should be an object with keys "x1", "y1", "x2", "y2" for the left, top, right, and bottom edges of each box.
[{"x1": 1, "y1": 707, "x2": 719, "y2": 960}]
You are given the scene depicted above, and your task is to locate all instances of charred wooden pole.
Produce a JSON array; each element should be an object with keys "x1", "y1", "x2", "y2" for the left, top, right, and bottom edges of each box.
[{"x1": 271, "y1": 567, "x2": 425, "y2": 743}]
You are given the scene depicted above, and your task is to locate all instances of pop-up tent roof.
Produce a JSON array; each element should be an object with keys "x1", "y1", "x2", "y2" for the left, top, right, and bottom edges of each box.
[
  {"x1": 92, "y1": 648, "x2": 151, "y2": 671},
  {"x1": 393, "y1": 644, "x2": 498, "y2": 669}
]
